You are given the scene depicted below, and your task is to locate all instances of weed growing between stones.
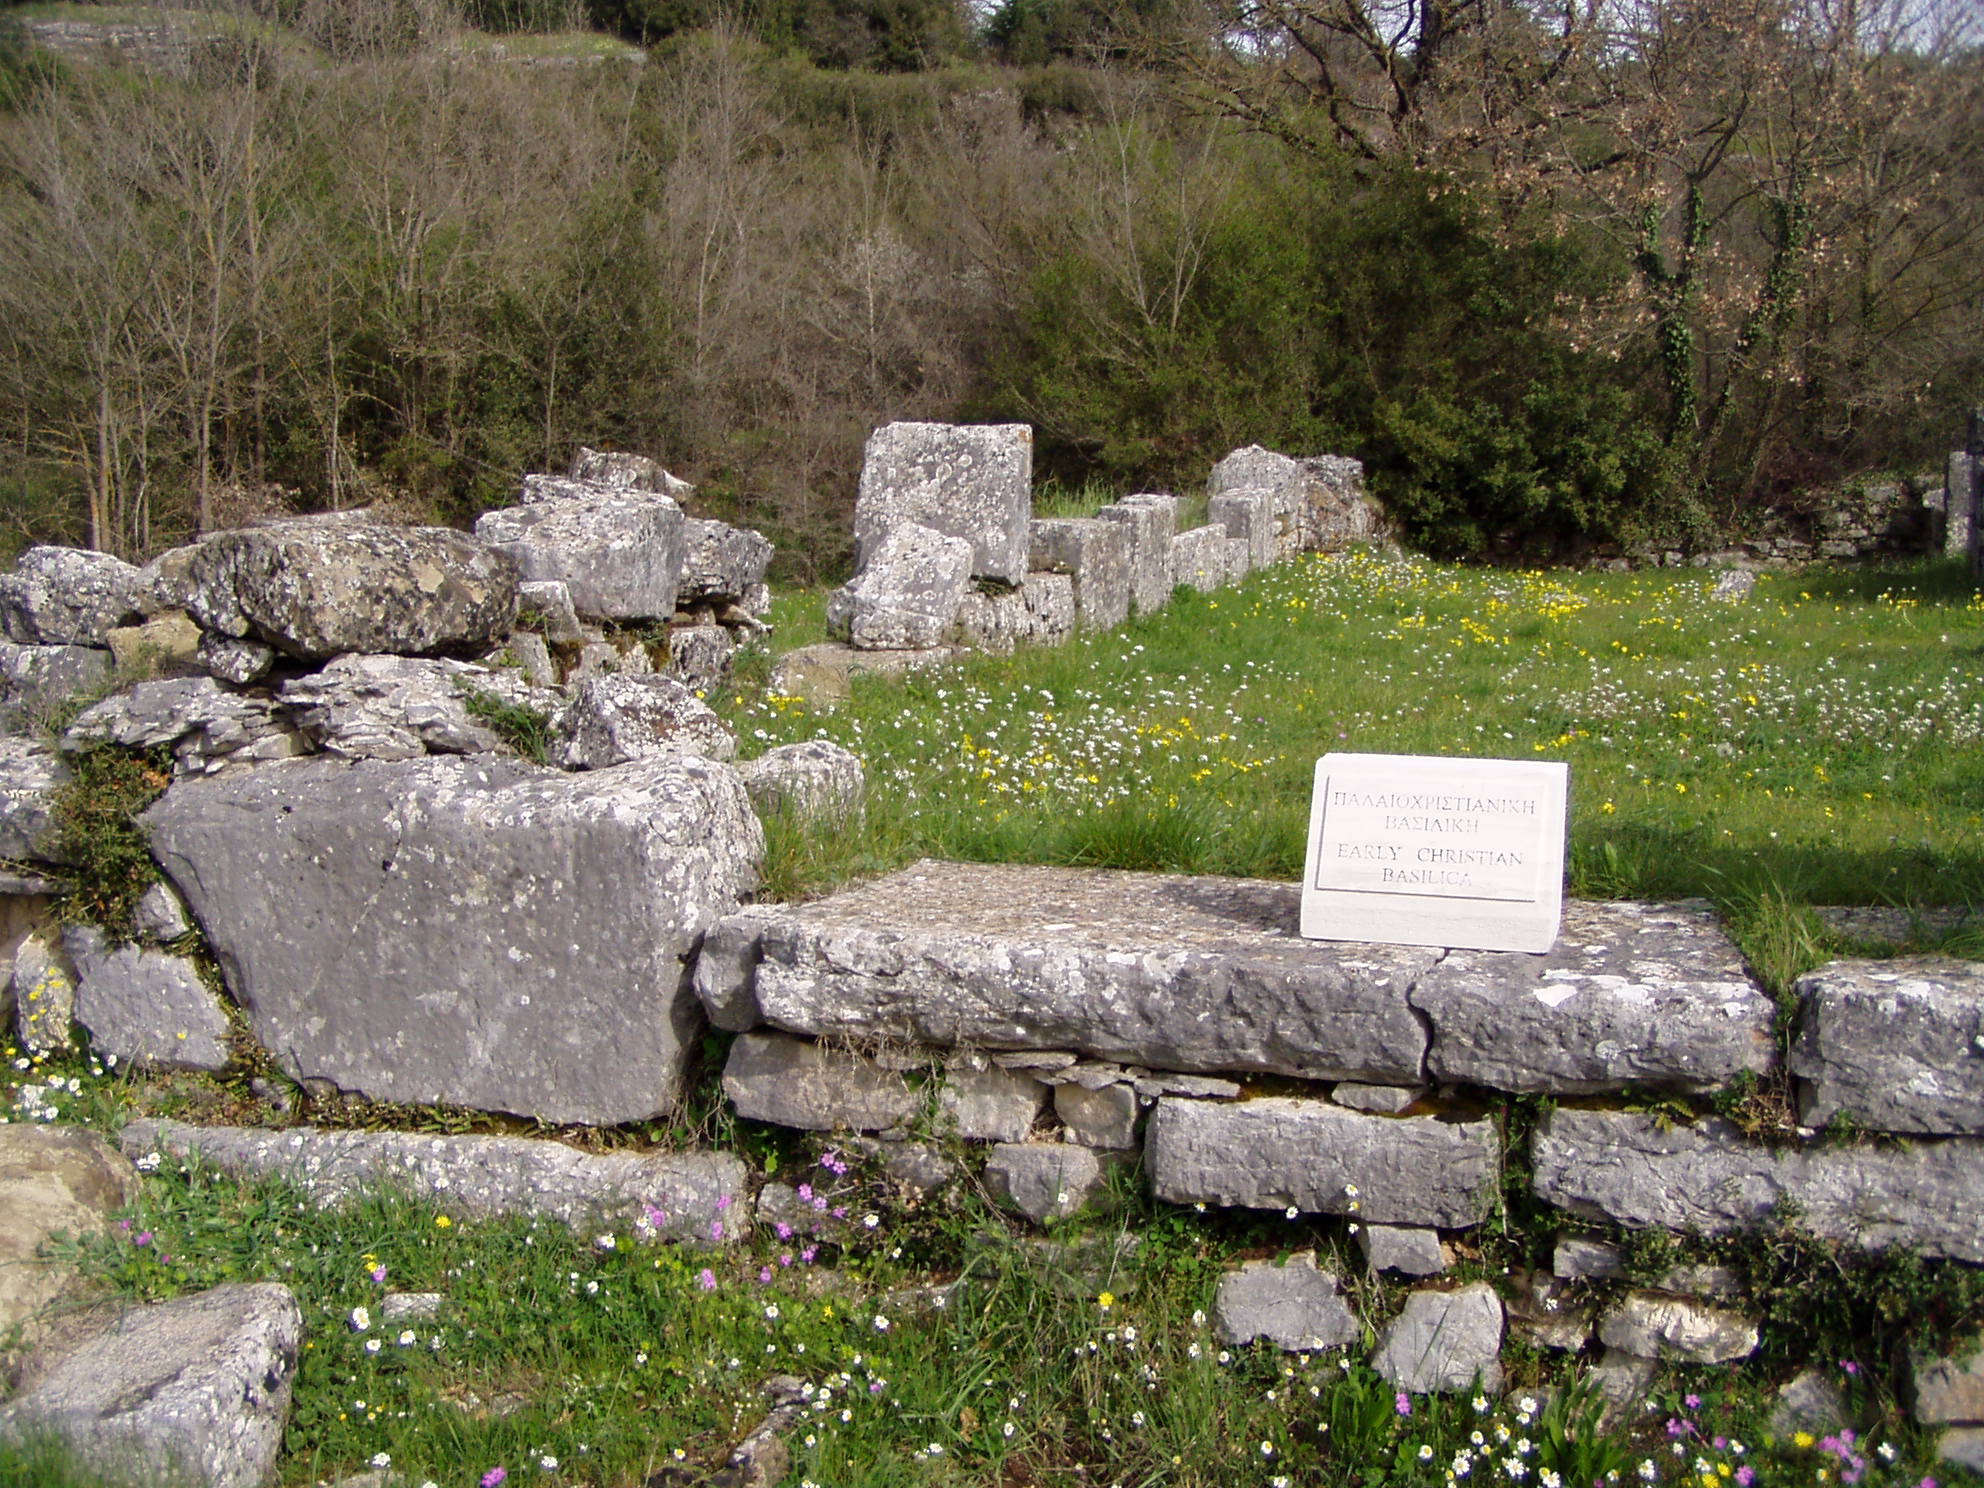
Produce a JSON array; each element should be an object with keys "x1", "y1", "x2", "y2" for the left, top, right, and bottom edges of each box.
[
  {"x1": 459, "y1": 688, "x2": 553, "y2": 765},
  {"x1": 39, "y1": 745, "x2": 172, "y2": 937}
]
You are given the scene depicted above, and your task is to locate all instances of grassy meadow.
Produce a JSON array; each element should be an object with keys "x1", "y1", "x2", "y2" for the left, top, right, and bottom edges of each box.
[{"x1": 3, "y1": 548, "x2": 1983, "y2": 1487}]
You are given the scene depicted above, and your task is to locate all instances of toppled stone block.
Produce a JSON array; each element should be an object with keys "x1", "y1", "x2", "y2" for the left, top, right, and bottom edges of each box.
[
  {"x1": 664, "y1": 624, "x2": 738, "y2": 694},
  {"x1": 1098, "y1": 494, "x2": 1176, "y2": 615},
  {"x1": 1213, "y1": 1252, "x2": 1359, "y2": 1351},
  {"x1": 1597, "y1": 1293, "x2": 1758, "y2": 1364},
  {"x1": 983, "y1": 1142, "x2": 1117, "y2": 1224},
  {"x1": 939, "y1": 1055, "x2": 1046, "y2": 1142},
  {"x1": 1225, "y1": 537, "x2": 1253, "y2": 583},
  {"x1": 1371, "y1": 1283, "x2": 1503, "y2": 1395},
  {"x1": 279, "y1": 654, "x2": 559, "y2": 762},
  {"x1": 854, "y1": 422, "x2": 1033, "y2": 584},
  {"x1": 953, "y1": 572, "x2": 1075, "y2": 653},
  {"x1": 0, "y1": 546, "x2": 144, "y2": 647},
  {"x1": 1209, "y1": 489, "x2": 1276, "y2": 571},
  {"x1": 1146, "y1": 1096, "x2": 1498, "y2": 1228},
  {"x1": 1710, "y1": 570, "x2": 1757, "y2": 603},
  {"x1": 1055, "y1": 1080, "x2": 1140, "y2": 1149},
  {"x1": 679, "y1": 518, "x2": 773, "y2": 604},
  {"x1": 1170, "y1": 525, "x2": 1229, "y2": 594},
  {"x1": 695, "y1": 860, "x2": 1433, "y2": 1083},
  {"x1": 121, "y1": 1118, "x2": 748, "y2": 1240},
  {"x1": 1029, "y1": 518, "x2": 1132, "y2": 631},
  {"x1": 0, "y1": 1281, "x2": 301, "y2": 1488},
  {"x1": 1532, "y1": 1108, "x2": 1984, "y2": 1261},
  {"x1": 64, "y1": 925, "x2": 230, "y2": 1073},
  {"x1": 1207, "y1": 446, "x2": 1375, "y2": 556},
  {"x1": 554, "y1": 673, "x2": 736, "y2": 769},
  {"x1": 1771, "y1": 1370, "x2": 1849, "y2": 1436},
  {"x1": 143, "y1": 753, "x2": 761, "y2": 1125},
  {"x1": 181, "y1": 520, "x2": 520, "y2": 660},
  {"x1": 1914, "y1": 1335, "x2": 1984, "y2": 1424},
  {"x1": 738, "y1": 740, "x2": 864, "y2": 820},
  {"x1": 476, "y1": 491, "x2": 683, "y2": 623},
  {"x1": 1791, "y1": 957, "x2": 1984, "y2": 1135},
  {"x1": 0, "y1": 642, "x2": 112, "y2": 731},
  {"x1": 1358, "y1": 1224, "x2": 1446, "y2": 1276},
  {"x1": 827, "y1": 524, "x2": 974, "y2": 650},
  {"x1": 723, "y1": 1032, "x2": 920, "y2": 1133},
  {"x1": 0, "y1": 739, "x2": 70, "y2": 863},
  {"x1": 570, "y1": 446, "x2": 693, "y2": 498},
  {"x1": 1410, "y1": 900, "x2": 1774, "y2": 1095},
  {"x1": 519, "y1": 579, "x2": 586, "y2": 643},
  {"x1": 0, "y1": 1124, "x2": 138, "y2": 1340},
  {"x1": 62, "y1": 677, "x2": 303, "y2": 775}
]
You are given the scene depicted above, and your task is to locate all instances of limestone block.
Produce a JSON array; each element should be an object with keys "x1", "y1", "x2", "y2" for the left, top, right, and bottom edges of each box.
[
  {"x1": 853, "y1": 422, "x2": 1033, "y2": 584},
  {"x1": 1029, "y1": 518, "x2": 1132, "y2": 631},
  {"x1": 1208, "y1": 446, "x2": 1375, "y2": 556},
  {"x1": 1553, "y1": 1237, "x2": 1624, "y2": 1279},
  {"x1": 1939, "y1": 1428, "x2": 1984, "y2": 1475},
  {"x1": 826, "y1": 524, "x2": 973, "y2": 651},
  {"x1": 664, "y1": 624, "x2": 738, "y2": 694},
  {"x1": 1209, "y1": 489, "x2": 1276, "y2": 570},
  {"x1": 1410, "y1": 900, "x2": 1774, "y2": 1095},
  {"x1": 63, "y1": 677, "x2": 304, "y2": 776},
  {"x1": 1333, "y1": 1082, "x2": 1421, "y2": 1114},
  {"x1": 1914, "y1": 1336, "x2": 1984, "y2": 1423},
  {"x1": 1948, "y1": 451, "x2": 1976, "y2": 559},
  {"x1": 1771, "y1": 1370, "x2": 1849, "y2": 1437},
  {"x1": 1146, "y1": 1096, "x2": 1498, "y2": 1228},
  {"x1": 1170, "y1": 525, "x2": 1229, "y2": 594},
  {"x1": 12, "y1": 929, "x2": 75, "y2": 1057},
  {"x1": 0, "y1": 1282, "x2": 300, "y2": 1488},
  {"x1": 1506, "y1": 1273, "x2": 1589, "y2": 1352},
  {"x1": 1098, "y1": 494, "x2": 1176, "y2": 615},
  {"x1": 279, "y1": 654, "x2": 560, "y2": 762},
  {"x1": 554, "y1": 673, "x2": 737, "y2": 769},
  {"x1": 134, "y1": 881, "x2": 192, "y2": 942},
  {"x1": 767, "y1": 642, "x2": 963, "y2": 706},
  {"x1": 1589, "y1": 1349, "x2": 1658, "y2": 1412},
  {"x1": 843, "y1": 1135, "x2": 958, "y2": 1196},
  {"x1": 1597, "y1": 1293, "x2": 1757, "y2": 1364},
  {"x1": 1371, "y1": 1283, "x2": 1504, "y2": 1395},
  {"x1": 475, "y1": 492, "x2": 683, "y2": 623},
  {"x1": 737, "y1": 740, "x2": 864, "y2": 820},
  {"x1": 181, "y1": 520, "x2": 520, "y2": 660},
  {"x1": 0, "y1": 1124, "x2": 139, "y2": 1339},
  {"x1": 1213, "y1": 1252, "x2": 1359, "y2": 1351},
  {"x1": 64, "y1": 925, "x2": 230, "y2": 1073},
  {"x1": 519, "y1": 579, "x2": 586, "y2": 643},
  {"x1": 939, "y1": 1056, "x2": 1046, "y2": 1142},
  {"x1": 953, "y1": 572, "x2": 1075, "y2": 654},
  {"x1": 569, "y1": 446, "x2": 693, "y2": 498},
  {"x1": 0, "y1": 546, "x2": 144, "y2": 647},
  {"x1": 1225, "y1": 537, "x2": 1253, "y2": 583},
  {"x1": 0, "y1": 738, "x2": 69, "y2": 863},
  {"x1": 0, "y1": 642, "x2": 112, "y2": 732},
  {"x1": 106, "y1": 611, "x2": 201, "y2": 673},
  {"x1": 679, "y1": 518, "x2": 773, "y2": 604},
  {"x1": 1791, "y1": 956, "x2": 1984, "y2": 1135},
  {"x1": 723, "y1": 1032, "x2": 920, "y2": 1133},
  {"x1": 1710, "y1": 570, "x2": 1756, "y2": 603},
  {"x1": 142, "y1": 753, "x2": 761, "y2": 1125},
  {"x1": 1357, "y1": 1224, "x2": 1446, "y2": 1276},
  {"x1": 122, "y1": 1118, "x2": 747, "y2": 1241},
  {"x1": 1054, "y1": 1080, "x2": 1140, "y2": 1149},
  {"x1": 983, "y1": 1142, "x2": 1115, "y2": 1225},
  {"x1": 1532, "y1": 1108, "x2": 1984, "y2": 1261},
  {"x1": 194, "y1": 633, "x2": 275, "y2": 685}
]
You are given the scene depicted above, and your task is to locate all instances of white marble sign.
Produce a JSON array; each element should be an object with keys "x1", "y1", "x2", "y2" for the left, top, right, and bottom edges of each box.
[{"x1": 1301, "y1": 753, "x2": 1568, "y2": 953}]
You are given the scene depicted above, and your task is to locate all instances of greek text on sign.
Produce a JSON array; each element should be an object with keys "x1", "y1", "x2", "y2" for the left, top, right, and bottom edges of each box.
[{"x1": 1301, "y1": 754, "x2": 1568, "y2": 953}]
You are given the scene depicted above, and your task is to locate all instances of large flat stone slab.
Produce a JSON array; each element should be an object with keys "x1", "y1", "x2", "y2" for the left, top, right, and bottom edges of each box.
[
  {"x1": 142, "y1": 753, "x2": 761, "y2": 1125},
  {"x1": 1532, "y1": 1108, "x2": 1984, "y2": 1261},
  {"x1": 695, "y1": 860, "x2": 1435, "y2": 1083},
  {"x1": 1145, "y1": 1095, "x2": 1498, "y2": 1228},
  {"x1": 121, "y1": 1119, "x2": 748, "y2": 1241},
  {"x1": 1410, "y1": 900, "x2": 1773, "y2": 1094},
  {"x1": 1790, "y1": 957, "x2": 1984, "y2": 1134}
]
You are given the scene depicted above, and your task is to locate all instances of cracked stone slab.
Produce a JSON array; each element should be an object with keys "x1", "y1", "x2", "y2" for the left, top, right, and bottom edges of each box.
[
  {"x1": 1145, "y1": 1095, "x2": 1498, "y2": 1228},
  {"x1": 1371, "y1": 1282, "x2": 1503, "y2": 1395},
  {"x1": 1410, "y1": 900, "x2": 1774, "y2": 1095},
  {"x1": 1790, "y1": 957, "x2": 1984, "y2": 1135},
  {"x1": 1532, "y1": 1108, "x2": 1984, "y2": 1261},
  {"x1": 121, "y1": 1119, "x2": 748, "y2": 1241},
  {"x1": 1213, "y1": 1252, "x2": 1359, "y2": 1351},
  {"x1": 694, "y1": 860, "x2": 1434, "y2": 1083},
  {"x1": 1598, "y1": 1292, "x2": 1757, "y2": 1364}
]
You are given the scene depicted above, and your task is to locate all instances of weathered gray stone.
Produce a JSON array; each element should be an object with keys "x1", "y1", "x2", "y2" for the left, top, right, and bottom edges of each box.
[
  {"x1": 1411, "y1": 900, "x2": 1774, "y2": 1095},
  {"x1": 1333, "y1": 1082, "x2": 1422, "y2": 1114},
  {"x1": 64, "y1": 925, "x2": 230, "y2": 1073},
  {"x1": 767, "y1": 641, "x2": 963, "y2": 706},
  {"x1": 1208, "y1": 446, "x2": 1375, "y2": 556},
  {"x1": 1658, "y1": 1263, "x2": 1741, "y2": 1299},
  {"x1": 1791, "y1": 957, "x2": 1984, "y2": 1135},
  {"x1": 105, "y1": 611, "x2": 201, "y2": 674},
  {"x1": 0, "y1": 642, "x2": 112, "y2": 731},
  {"x1": 381, "y1": 1291, "x2": 443, "y2": 1322},
  {"x1": 679, "y1": 518, "x2": 773, "y2": 604},
  {"x1": 0, "y1": 739, "x2": 70, "y2": 863},
  {"x1": 132, "y1": 883, "x2": 191, "y2": 944},
  {"x1": 1146, "y1": 1096, "x2": 1498, "y2": 1228},
  {"x1": 142, "y1": 753, "x2": 761, "y2": 1125},
  {"x1": 1043, "y1": 1059, "x2": 1128, "y2": 1090},
  {"x1": 62, "y1": 677, "x2": 304, "y2": 775},
  {"x1": 939, "y1": 1055, "x2": 1045, "y2": 1142},
  {"x1": 696, "y1": 860, "x2": 1434, "y2": 1083},
  {"x1": 853, "y1": 422, "x2": 1032, "y2": 584},
  {"x1": 827, "y1": 524, "x2": 974, "y2": 650},
  {"x1": 1225, "y1": 537, "x2": 1254, "y2": 583},
  {"x1": 1170, "y1": 525, "x2": 1230, "y2": 594},
  {"x1": 1098, "y1": 494, "x2": 1176, "y2": 615},
  {"x1": 279, "y1": 654, "x2": 559, "y2": 762},
  {"x1": 1771, "y1": 1370, "x2": 1849, "y2": 1437},
  {"x1": 983, "y1": 1142, "x2": 1115, "y2": 1224},
  {"x1": 518, "y1": 579, "x2": 586, "y2": 643},
  {"x1": 1814, "y1": 904, "x2": 1980, "y2": 946},
  {"x1": 1029, "y1": 518, "x2": 1132, "y2": 631},
  {"x1": 1553, "y1": 1237, "x2": 1624, "y2": 1279},
  {"x1": 1948, "y1": 451, "x2": 1976, "y2": 559},
  {"x1": 1131, "y1": 1071, "x2": 1240, "y2": 1100},
  {"x1": 1054, "y1": 1080, "x2": 1140, "y2": 1149},
  {"x1": 569, "y1": 446, "x2": 693, "y2": 498},
  {"x1": 475, "y1": 491, "x2": 683, "y2": 623},
  {"x1": 664, "y1": 624, "x2": 738, "y2": 694},
  {"x1": 0, "y1": 1281, "x2": 300, "y2": 1488},
  {"x1": 1213, "y1": 1252, "x2": 1359, "y2": 1351},
  {"x1": 1710, "y1": 569, "x2": 1756, "y2": 603},
  {"x1": 843, "y1": 1135, "x2": 958, "y2": 1195},
  {"x1": 484, "y1": 631, "x2": 558, "y2": 689},
  {"x1": 1371, "y1": 1283, "x2": 1503, "y2": 1395},
  {"x1": 1506, "y1": 1273, "x2": 1589, "y2": 1352},
  {"x1": 12, "y1": 930, "x2": 75, "y2": 1057},
  {"x1": 737, "y1": 740, "x2": 865, "y2": 820},
  {"x1": 723, "y1": 1032, "x2": 920, "y2": 1133},
  {"x1": 953, "y1": 572, "x2": 1075, "y2": 653},
  {"x1": 1589, "y1": 1348, "x2": 1659, "y2": 1412},
  {"x1": 1532, "y1": 1108, "x2": 1984, "y2": 1261},
  {"x1": 1939, "y1": 1427, "x2": 1984, "y2": 1475},
  {"x1": 570, "y1": 637, "x2": 657, "y2": 680},
  {"x1": 1598, "y1": 1292, "x2": 1757, "y2": 1364},
  {"x1": 1914, "y1": 1335, "x2": 1984, "y2": 1424},
  {"x1": 121, "y1": 1118, "x2": 748, "y2": 1241},
  {"x1": 1358, "y1": 1224, "x2": 1446, "y2": 1276},
  {"x1": 0, "y1": 1124, "x2": 138, "y2": 1341},
  {"x1": 182, "y1": 521, "x2": 520, "y2": 660},
  {"x1": 0, "y1": 547, "x2": 144, "y2": 647},
  {"x1": 194, "y1": 632, "x2": 275, "y2": 685},
  {"x1": 554, "y1": 673, "x2": 736, "y2": 769},
  {"x1": 1209, "y1": 489, "x2": 1276, "y2": 571}
]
